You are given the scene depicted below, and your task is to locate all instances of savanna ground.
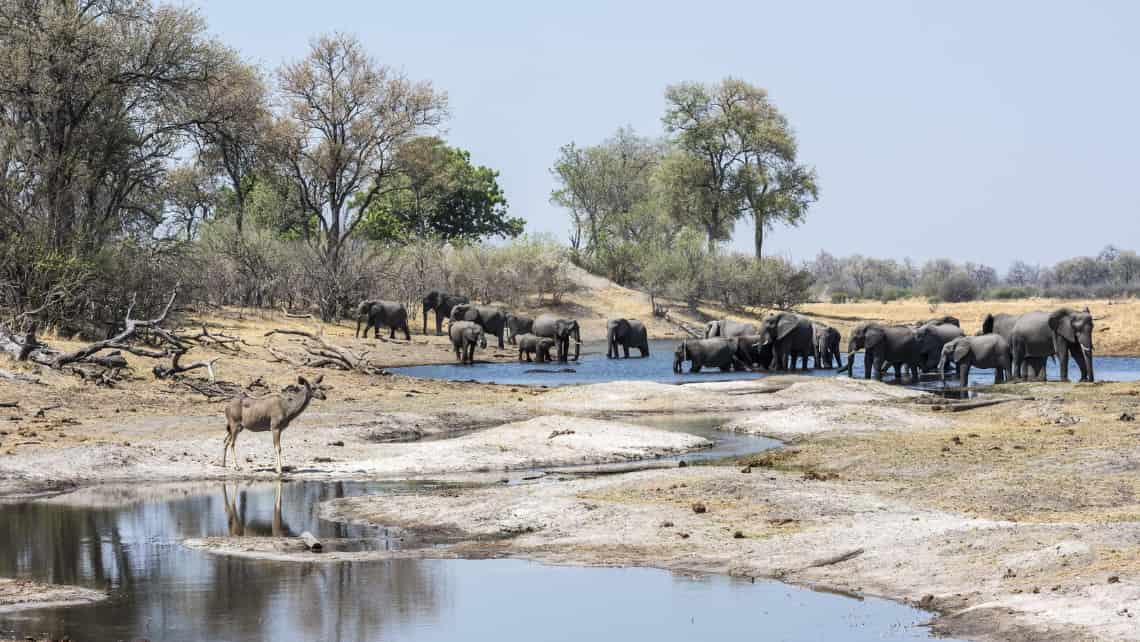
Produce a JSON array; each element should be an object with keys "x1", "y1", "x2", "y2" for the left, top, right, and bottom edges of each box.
[{"x1": 1, "y1": 270, "x2": 1139, "y2": 640}]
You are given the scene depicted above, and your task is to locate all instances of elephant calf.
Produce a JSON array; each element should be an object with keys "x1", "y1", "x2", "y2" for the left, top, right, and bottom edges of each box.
[
  {"x1": 811, "y1": 323, "x2": 842, "y2": 369},
  {"x1": 938, "y1": 335, "x2": 1011, "y2": 387},
  {"x1": 449, "y1": 321, "x2": 486, "y2": 364},
  {"x1": 516, "y1": 333, "x2": 555, "y2": 363}
]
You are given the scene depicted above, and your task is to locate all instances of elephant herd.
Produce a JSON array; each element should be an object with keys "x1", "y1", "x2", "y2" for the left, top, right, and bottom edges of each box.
[
  {"x1": 356, "y1": 289, "x2": 620, "y2": 366},
  {"x1": 673, "y1": 306, "x2": 1096, "y2": 385},
  {"x1": 360, "y1": 291, "x2": 1096, "y2": 385}
]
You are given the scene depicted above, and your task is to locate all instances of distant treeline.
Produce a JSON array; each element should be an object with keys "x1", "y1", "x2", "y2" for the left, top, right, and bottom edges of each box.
[{"x1": 808, "y1": 246, "x2": 1140, "y2": 303}]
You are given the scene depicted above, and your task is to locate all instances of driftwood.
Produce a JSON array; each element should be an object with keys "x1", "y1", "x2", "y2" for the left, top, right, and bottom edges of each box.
[
  {"x1": 806, "y1": 548, "x2": 865, "y2": 568},
  {"x1": 174, "y1": 326, "x2": 245, "y2": 352},
  {"x1": 264, "y1": 328, "x2": 382, "y2": 374},
  {"x1": 930, "y1": 397, "x2": 1034, "y2": 413},
  {"x1": 281, "y1": 305, "x2": 312, "y2": 319},
  {"x1": 300, "y1": 531, "x2": 323, "y2": 551},
  {"x1": 153, "y1": 350, "x2": 220, "y2": 382},
  {"x1": 51, "y1": 289, "x2": 180, "y2": 368},
  {"x1": 0, "y1": 401, "x2": 17, "y2": 408}
]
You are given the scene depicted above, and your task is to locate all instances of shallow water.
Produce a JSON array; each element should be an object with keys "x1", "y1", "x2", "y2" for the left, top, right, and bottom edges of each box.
[
  {"x1": 393, "y1": 339, "x2": 1140, "y2": 389},
  {"x1": 0, "y1": 480, "x2": 961, "y2": 642}
]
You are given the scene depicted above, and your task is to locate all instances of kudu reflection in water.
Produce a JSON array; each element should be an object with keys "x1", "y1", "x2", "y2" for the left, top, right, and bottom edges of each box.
[{"x1": 221, "y1": 481, "x2": 293, "y2": 537}]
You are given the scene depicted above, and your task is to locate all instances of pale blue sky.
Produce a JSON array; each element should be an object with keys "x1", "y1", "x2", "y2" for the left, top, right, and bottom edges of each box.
[{"x1": 197, "y1": 0, "x2": 1140, "y2": 267}]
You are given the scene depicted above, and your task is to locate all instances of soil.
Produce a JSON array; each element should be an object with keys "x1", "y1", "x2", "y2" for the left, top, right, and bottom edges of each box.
[{"x1": 0, "y1": 578, "x2": 104, "y2": 614}]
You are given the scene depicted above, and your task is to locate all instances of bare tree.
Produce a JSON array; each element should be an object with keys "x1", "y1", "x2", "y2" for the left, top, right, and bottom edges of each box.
[{"x1": 273, "y1": 33, "x2": 447, "y2": 320}]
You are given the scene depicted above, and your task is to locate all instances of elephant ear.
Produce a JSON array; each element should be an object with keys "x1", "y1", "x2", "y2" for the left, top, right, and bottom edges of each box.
[
  {"x1": 864, "y1": 325, "x2": 886, "y2": 351},
  {"x1": 981, "y1": 314, "x2": 995, "y2": 335},
  {"x1": 953, "y1": 339, "x2": 971, "y2": 362},
  {"x1": 776, "y1": 315, "x2": 799, "y2": 341},
  {"x1": 1048, "y1": 309, "x2": 1076, "y2": 342}
]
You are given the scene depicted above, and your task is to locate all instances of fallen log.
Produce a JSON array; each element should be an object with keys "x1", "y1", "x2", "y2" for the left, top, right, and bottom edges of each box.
[
  {"x1": 264, "y1": 328, "x2": 381, "y2": 374},
  {"x1": 0, "y1": 401, "x2": 17, "y2": 408},
  {"x1": 152, "y1": 350, "x2": 219, "y2": 382},
  {"x1": 806, "y1": 548, "x2": 864, "y2": 568},
  {"x1": 930, "y1": 397, "x2": 1034, "y2": 413},
  {"x1": 52, "y1": 288, "x2": 179, "y2": 368},
  {"x1": 300, "y1": 531, "x2": 323, "y2": 551}
]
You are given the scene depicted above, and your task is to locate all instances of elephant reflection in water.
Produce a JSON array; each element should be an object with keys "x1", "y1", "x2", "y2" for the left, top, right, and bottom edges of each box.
[{"x1": 221, "y1": 481, "x2": 291, "y2": 537}]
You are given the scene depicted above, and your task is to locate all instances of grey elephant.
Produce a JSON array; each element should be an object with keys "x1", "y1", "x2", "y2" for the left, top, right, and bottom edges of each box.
[
  {"x1": 673, "y1": 338, "x2": 750, "y2": 373},
  {"x1": 516, "y1": 333, "x2": 555, "y2": 363},
  {"x1": 914, "y1": 320, "x2": 965, "y2": 373},
  {"x1": 355, "y1": 300, "x2": 411, "y2": 340},
  {"x1": 759, "y1": 312, "x2": 815, "y2": 370},
  {"x1": 533, "y1": 314, "x2": 581, "y2": 362},
  {"x1": 606, "y1": 318, "x2": 649, "y2": 358},
  {"x1": 734, "y1": 334, "x2": 775, "y2": 370},
  {"x1": 1010, "y1": 307, "x2": 1094, "y2": 382},
  {"x1": 812, "y1": 323, "x2": 842, "y2": 369},
  {"x1": 842, "y1": 322, "x2": 922, "y2": 381},
  {"x1": 450, "y1": 303, "x2": 508, "y2": 349},
  {"x1": 449, "y1": 320, "x2": 486, "y2": 364},
  {"x1": 914, "y1": 315, "x2": 961, "y2": 328},
  {"x1": 423, "y1": 290, "x2": 469, "y2": 336},
  {"x1": 979, "y1": 312, "x2": 1046, "y2": 378},
  {"x1": 505, "y1": 313, "x2": 534, "y2": 345},
  {"x1": 938, "y1": 335, "x2": 1011, "y2": 387},
  {"x1": 704, "y1": 319, "x2": 758, "y2": 339}
]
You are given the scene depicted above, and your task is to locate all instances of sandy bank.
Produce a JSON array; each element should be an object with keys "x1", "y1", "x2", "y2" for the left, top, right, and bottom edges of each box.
[{"x1": 0, "y1": 578, "x2": 104, "y2": 613}]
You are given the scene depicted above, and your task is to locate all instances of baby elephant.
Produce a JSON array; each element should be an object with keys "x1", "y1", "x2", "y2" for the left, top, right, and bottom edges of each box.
[
  {"x1": 516, "y1": 333, "x2": 556, "y2": 363},
  {"x1": 939, "y1": 335, "x2": 1011, "y2": 386},
  {"x1": 449, "y1": 321, "x2": 486, "y2": 364}
]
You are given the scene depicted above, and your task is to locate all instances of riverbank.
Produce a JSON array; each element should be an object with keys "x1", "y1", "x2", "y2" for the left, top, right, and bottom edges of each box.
[{"x1": 0, "y1": 578, "x2": 104, "y2": 614}]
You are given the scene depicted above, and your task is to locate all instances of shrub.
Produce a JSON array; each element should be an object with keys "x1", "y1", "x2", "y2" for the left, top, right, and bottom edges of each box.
[
  {"x1": 939, "y1": 271, "x2": 979, "y2": 302},
  {"x1": 984, "y1": 286, "x2": 1037, "y2": 300},
  {"x1": 830, "y1": 292, "x2": 849, "y2": 304}
]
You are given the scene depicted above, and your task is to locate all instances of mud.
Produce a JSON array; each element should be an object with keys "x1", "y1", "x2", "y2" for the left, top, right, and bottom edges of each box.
[{"x1": 0, "y1": 578, "x2": 104, "y2": 613}]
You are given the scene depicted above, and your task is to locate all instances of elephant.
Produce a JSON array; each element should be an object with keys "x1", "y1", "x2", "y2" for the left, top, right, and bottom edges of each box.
[
  {"x1": 673, "y1": 338, "x2": 750, "y2": 374},
  {"x1": 914, "y1": 315, "x2": 961, "y2": 329},
  {"x1": 758, "y1": 312, "x2": 815, "y2": 370},
  {"x1": 734, "y1": 334, "x2": 775, "y2": 370},
  {"x1": 704, "y1": 319, "x2": 758, "y2": 339},
  {"x1": 533, "y1": 315, "x2": 582, "y2": 362},
  {"x1": 938, "y1": 335, "x2": 1011, "y2": 387},
  {"x1": 811, "y1": 323, "x2": 842, "y2": 369},
  {"x1": 914, "y1": 320, "x2": 965, "y2": 373},
  {"x1": 449, "y1": 320, "x2": 486, "y2": 364},
  {"x1": 606, "y1": 318, "x2": 649, "y2": 358},
  {"x1": 450, "y1": 303, "x2": 508, "y2": 349},
  {"x1": 355, "y1": 300, "x2": 411, "y2": 340},
  {"x1": 1010, "y1": 307, "x2": 1095, "y2": 382},
  {"x1": 842, "y1": 322, "x2": 922, "y2": 382},
  {"x1": 422, "y1": 290, "x2": 469, "y2": 336},
  {"x1": 979, "y1": 312, "x2": 1047, "y2": 378},
  {"x1": 505, "y1": 313, "x2": 534, "y2": 345},
  {"x1": 516, "y1": 333, "x2": 555, "y2": 363}
]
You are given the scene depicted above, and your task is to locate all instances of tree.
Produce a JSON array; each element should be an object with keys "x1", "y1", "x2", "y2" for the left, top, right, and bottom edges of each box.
[
  {"x1": 940, "y1": 271, "x2": 979, "y2": 302},
  {"x1": 1006, "y1": 261, "x2": 1040, "y2": 286},
  {"x1": 661, "y1": 78, "x2": 816, "y2": 255},
  {"x1": 550, "y1": 127, "x2": 662, "y2": 269},
  {"x1": 165, "y1": 164, "x2": 218, "y2": 241},
  {"x1": 274, "y1": 33, "x2": 447, "y2": 320},
  {"x1": 361, "y1": 137, "x2": 522, "y2": 244}
]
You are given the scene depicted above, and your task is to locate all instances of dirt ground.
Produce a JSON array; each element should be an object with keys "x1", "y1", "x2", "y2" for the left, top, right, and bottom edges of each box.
[
  {"x1": 2, "y1": 270, "x2": 1139, "y2": 640},
  {"x1": 0, "y1": 578, "x2": 104, "y2": 614}
]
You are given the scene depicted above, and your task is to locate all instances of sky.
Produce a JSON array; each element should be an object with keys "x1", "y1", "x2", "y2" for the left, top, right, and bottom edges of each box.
[{"x1": 196, "y1": 0, "x2": 1140, "y2": 268}]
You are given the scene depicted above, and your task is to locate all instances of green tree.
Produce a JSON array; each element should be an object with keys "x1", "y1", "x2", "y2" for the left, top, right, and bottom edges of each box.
[
  {"x1": 361, "y1": 137, "x2": 522, "y2": 243},
  {"x1": 661, "y1": 78, "x2": 816, "y2": 255}
]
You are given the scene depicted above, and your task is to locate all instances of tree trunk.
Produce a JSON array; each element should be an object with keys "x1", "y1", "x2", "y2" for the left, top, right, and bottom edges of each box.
[{"x1": 754, "y1": 214, "x2": 765, "y2": 260}]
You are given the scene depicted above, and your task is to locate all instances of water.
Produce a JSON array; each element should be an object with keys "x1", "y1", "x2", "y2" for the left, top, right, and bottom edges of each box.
[
  {"x1": 393, "y1": 340, "x2": 1140, "y2": 389},
  {"x1": 0, "y1": 481, "x2": 960, "y2": 642}
]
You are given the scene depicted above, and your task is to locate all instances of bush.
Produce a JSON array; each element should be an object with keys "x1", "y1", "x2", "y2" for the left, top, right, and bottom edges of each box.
[
  {"x1": 829, "y1": 292, "x2": 849, "y2": 304},
  {"x1": 939, "y1": 271, "x2": 979, "y2": 302},
  {"x1": 984, "y1": 286, "x2": 1037, "y2": 300},
  {"x1": 879, "y1": 287, "x2": 911, "y2": 303}
]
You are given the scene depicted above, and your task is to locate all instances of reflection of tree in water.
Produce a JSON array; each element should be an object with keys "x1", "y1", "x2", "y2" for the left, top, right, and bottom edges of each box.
[{"x1": 0, "y1": 481, "x2": 445, "y2": 641}]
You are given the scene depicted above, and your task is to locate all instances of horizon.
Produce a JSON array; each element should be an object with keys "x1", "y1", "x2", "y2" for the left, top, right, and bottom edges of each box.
[{"x1": 196, "y1": 1, "x2": 1140, "y2": 266}]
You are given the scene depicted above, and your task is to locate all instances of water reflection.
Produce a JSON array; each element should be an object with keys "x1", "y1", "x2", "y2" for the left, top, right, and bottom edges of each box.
[{"x1": 0, "y1": 481, "x2": 960, "y2": 642}]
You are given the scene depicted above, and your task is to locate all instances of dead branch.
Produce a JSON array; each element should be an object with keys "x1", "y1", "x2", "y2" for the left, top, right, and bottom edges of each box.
[
  {"x1": 264, "y1": 327, "x2": 382, "y2": 374},
  {"x1": 806, "y1": 548, "x2": 865, "y2": 568},
  {"x1": 173, "y1": 326, "x2": 245, "y2": 352},
  {"x1": 152, "y1": 350, "x2": 220, "y2": 382},
  {"x1": 0, "y1": 401, "x2": 17, "y2": 408},
  {"x1": 281, "y1": 305, "x2": 312, "y2": 319},
  {"x1": 52, "y1": 287, "x2": 179, "y2": 368}
]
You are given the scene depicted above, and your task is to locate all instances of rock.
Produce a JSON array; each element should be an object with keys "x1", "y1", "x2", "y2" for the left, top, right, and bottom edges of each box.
[
  {"x1": 1120, "y1": 413, "x2": 1136, "y2": 422},
  {"x1": 660, "y1": 520, "x2": 674, "y2": 528},
  {"x1": 733, "y1": 530, "x2": 745, "y2": 539},
  {"x1": 951, "y1": 435, "x2": 963, "y2": 445},
  {"x1": 327, "y1": 440, "x2": 345, "y2": 447},
  {"x1": 678, "y1": 532, "x2": 690, "y2": 539},
  {"x1": 740, "y1": 466, "x2": 752, "y2": 474},
  {"x1": 677, "y1": 460, "x2": 688, "y2": 468},
  {"x1": 692, "y1": 502, "x2": 707, "y2": 514},
  {"x1": 917, "y1": 594, "x2": 935, "y2": 609},
  {"x1": 1108, "y1": 575, "x2": 1120, "y2": 584}
]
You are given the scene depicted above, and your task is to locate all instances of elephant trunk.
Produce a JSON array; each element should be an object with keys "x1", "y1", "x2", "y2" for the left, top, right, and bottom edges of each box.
[
  {"x1": 572, "y1": 325, "x2": 581, "y2": 361},
  {"x1": 1084, "y1": 346, "x2": 1095, "y2": 382},
  {"x1": 938, "y1": 353, "x2": 948, "y2": 382},
  {"x1": 838, "y1": 352, "x2": 855, "y2": 376},
  {"x1": 606, "y1": 327, "x2": 615, "y2": 359}
]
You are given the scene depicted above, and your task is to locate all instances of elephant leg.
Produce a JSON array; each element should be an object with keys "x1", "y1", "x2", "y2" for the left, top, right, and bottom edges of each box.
[
  {"x1": 959, "y1": 362, "x2": 970, "y2": 388},
  {"x1": 872, "y1": 355, "x2": 885, "y2": 380},
  {"x1": 892, "y1": 362, "x2": 902, "y2": 381},
  {"x1": 403, "y1": 323, "x2": 411, "y2": 341},
  {"x1": 1054, "y1": 338, "x2": 1068, "y2": 382},
  {"x1": 863, "y1": 352, "x2": 873, "y2": 380}
]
